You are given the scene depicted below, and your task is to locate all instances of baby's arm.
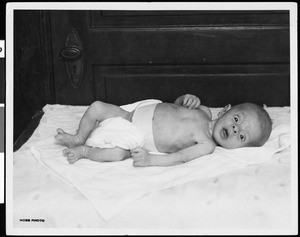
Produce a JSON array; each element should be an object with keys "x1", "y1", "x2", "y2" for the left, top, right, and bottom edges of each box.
[
  {"x1": 131, "y1": 141, "x2": 215, "y2": 167},
  {"x1": 198, "y1": 105, "x2": 212, "y2": 120}
]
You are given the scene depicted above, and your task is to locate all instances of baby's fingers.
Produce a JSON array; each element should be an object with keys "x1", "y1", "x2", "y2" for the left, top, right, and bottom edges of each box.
[
  {"x1": 130, "y1": 147, "x2": 145, "y2": 157},
  {"x1": 130, "y1": 147, "x2": 142, "y2": 153},
  {"x1": 188, "y1": 99, "x2": 197, "y2": 109},
  {"x1": 195, "y1": 98, "x2": 201, "y2": 108},
  {"x1": 184, "y1": 97, "x2": 194, "y2": 107},
  {"x1": 132, "y1": 156, "x2": 145, "y2": 167},
  {"x1": 132, "y1": 158, "x2": 148, "y2": 167},
  {"x1": 132, "y1": 155, "x2": 141, "y2": 161},
  {"x1": 183, "y1": 96, "x2": 190, "y2": 106},
  {"x1": 133, "y1": 160, "x2": 142, "y2": 167},
  {"x1": 190, "y1": 98, "x2": 201, "y2": 109}
]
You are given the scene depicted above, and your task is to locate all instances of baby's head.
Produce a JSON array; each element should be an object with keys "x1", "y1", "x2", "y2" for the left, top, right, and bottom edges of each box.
[{"x1": 212, "y1": 103, "x2": 272, "y2": 149}]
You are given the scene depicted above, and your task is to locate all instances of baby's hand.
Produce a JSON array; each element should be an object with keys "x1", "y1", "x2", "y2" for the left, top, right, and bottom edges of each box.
[
  {"x1": 130, "y1": 147, "x2": 152, "y2": 167},
  {"x1": 177, "y1": 94, "x2": 201, "y2": 109}
]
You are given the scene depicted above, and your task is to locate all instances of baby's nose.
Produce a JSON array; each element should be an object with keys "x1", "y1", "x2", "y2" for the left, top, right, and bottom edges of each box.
[{"x1": 232, "y1": 125, "x2": 238, "y2": 134}]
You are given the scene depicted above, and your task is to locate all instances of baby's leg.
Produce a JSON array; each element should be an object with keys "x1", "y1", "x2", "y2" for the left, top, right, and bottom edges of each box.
[
  {"x1": 55, "y1": 101, "x2": 130, "y2": 148},
  {"x1": 63, "y1": 145, "x2": 131, "y2": 164}
]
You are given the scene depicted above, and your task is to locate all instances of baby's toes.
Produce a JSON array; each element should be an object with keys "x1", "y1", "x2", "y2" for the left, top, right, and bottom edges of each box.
[
  {"x1": 63, "y1": 149, "x2": 74, "y2": 157},
  {"x1": 67, "y1": 156, "x2": 73, "y2": 162},
  {"x1": 56, "y1": 128, "x2": 65, "y2": 134},
  {"x1": 63, "y1": 149, "x2": 68, "y2": 155},
  {"x1": 67, "y1": 156, "x2": 78, "y2": 164},
  {"x1": 54, "y1": 134, "x2": 62, "y2": 140}
]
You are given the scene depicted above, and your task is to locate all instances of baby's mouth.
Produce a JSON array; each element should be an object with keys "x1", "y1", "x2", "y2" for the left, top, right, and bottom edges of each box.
[{"x1": 221, "y1": 128, "x2": 228, "y2": 139}]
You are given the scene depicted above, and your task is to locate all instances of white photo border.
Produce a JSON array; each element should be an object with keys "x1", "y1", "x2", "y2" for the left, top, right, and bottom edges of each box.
[{"x1": 6, "y1": 2, "x2": 298, "y2": 235}]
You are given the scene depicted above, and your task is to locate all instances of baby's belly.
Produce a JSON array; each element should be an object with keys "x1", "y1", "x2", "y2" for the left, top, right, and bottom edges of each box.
[
  {"x1": 152, "y1": 103, "x2": 204, "y2": 153},
  {"x1": 157, "y1": 138, "x2": 197, "y2": 153}
]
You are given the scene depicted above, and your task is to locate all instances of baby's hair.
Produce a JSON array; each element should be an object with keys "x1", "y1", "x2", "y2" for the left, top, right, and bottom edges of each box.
[{"x1": 242, "y1": 103, "x2": 273, "y2": 147}]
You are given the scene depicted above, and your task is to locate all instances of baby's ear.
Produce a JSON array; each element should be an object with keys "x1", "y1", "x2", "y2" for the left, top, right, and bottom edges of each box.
[{"x1": 217, "y1": 104, "x2": 231, "y2": 118}]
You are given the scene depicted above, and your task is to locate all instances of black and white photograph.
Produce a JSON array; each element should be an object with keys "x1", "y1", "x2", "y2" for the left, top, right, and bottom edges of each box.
[{"x1": 5, "y1": 2, "x2": 298, "y2": 235}]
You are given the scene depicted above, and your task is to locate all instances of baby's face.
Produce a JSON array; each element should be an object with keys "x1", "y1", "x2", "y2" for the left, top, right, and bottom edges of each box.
[{"x1": 212, "y1": 105, "x2": 261, "y2": 149}]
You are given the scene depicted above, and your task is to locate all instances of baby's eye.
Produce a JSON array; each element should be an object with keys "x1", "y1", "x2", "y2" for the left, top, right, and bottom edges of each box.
[
  {"x1": 234, "y1": 115, "x2": 240, "y2": 123},
  {"x1": 240, "y1": 133, "x2": 246, "y2": 141}
]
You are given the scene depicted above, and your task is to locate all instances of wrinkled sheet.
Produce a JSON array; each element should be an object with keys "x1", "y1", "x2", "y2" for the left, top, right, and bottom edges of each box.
[{"x1": 13, "y1": 102, "x2": 292, "y2": 230}]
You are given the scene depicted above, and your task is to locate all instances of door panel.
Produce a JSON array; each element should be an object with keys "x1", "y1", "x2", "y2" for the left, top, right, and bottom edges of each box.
[
  {"x1": 90, "y1": 10, "x2": 289, "y2": 28},
  {"x1": 93, "y1": 65, "x2": 289, "y2": 106},
  {"x1": 50, "y1": 10, "x2": 290, "y2": 106}
]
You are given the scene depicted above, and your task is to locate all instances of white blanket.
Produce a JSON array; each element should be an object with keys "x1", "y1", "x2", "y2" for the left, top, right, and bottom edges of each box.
[{"x1": 26, "y1": 100, "x2": 290, "y2": 221}]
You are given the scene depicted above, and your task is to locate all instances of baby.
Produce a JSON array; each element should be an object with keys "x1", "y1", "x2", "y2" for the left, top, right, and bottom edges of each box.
[{"x1": 55, "y1": 94, "x2": 272, "y2": 167}]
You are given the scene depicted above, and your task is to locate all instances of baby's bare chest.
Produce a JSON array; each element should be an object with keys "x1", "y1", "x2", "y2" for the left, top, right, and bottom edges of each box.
[{"x1": 153, "y1": 103, "x2": 210, "y2": 141}]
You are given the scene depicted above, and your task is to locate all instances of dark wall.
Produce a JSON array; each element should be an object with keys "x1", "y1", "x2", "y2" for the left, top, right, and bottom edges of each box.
[{"x1": 14, "y1": 11, "x2": 54, "y2": 142}]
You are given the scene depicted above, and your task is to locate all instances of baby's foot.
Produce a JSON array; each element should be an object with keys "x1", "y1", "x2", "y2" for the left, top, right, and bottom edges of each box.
[
  {"x1": 63, "y1": 146, "x2": 87, "y2": 164},
  {"x1": 54, "y1": 128, "x2": 83, "y2": 148}
]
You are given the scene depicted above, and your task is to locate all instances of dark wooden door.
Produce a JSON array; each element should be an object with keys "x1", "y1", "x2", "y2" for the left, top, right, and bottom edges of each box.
[{"x1": 50, "y1": 10, "x2": 290, "y2": 107}]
